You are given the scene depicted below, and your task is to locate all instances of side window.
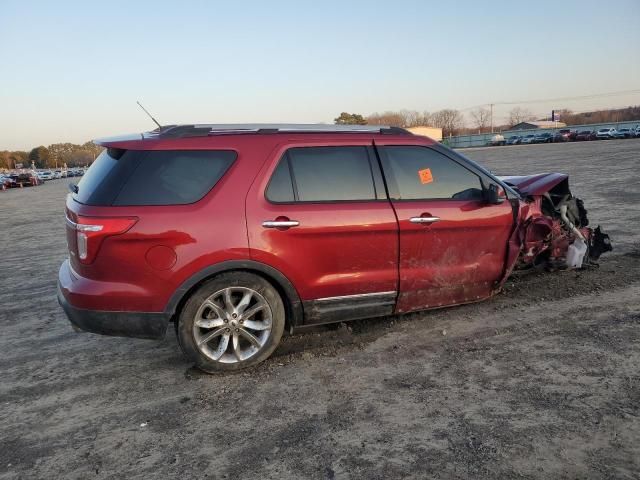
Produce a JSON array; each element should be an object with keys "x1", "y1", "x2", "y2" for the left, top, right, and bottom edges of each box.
[
  {"x1": 266, "y1": 146, "x2": 378, "y2": 202},
  {"x1": 380, "y1": 146, "x2": 483, "y2": 201}
]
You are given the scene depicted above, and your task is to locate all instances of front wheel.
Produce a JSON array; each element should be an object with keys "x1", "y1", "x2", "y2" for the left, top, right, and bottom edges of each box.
[{"x1": 177, "y1": 272, "x2": 285, "y2": 372}]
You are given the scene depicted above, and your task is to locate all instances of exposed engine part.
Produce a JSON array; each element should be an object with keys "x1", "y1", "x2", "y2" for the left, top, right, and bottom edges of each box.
[
  {"x1": 566, "y1": 238, "x2": 588, "y2": 268},
  {"x1": 502, "y1": 173, "x2": 611, "y2": 272},
  {"x1": 516, "y1": 193, "x2": 611, "y2": 271},
  {"x1": 559, "y1": 203, "x2": 586, "y2": 241}
]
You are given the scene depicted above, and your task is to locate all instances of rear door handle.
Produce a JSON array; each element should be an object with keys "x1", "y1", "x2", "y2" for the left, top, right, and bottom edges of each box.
[
  {"x1": 262, "y1": 220, "x2": 300, "y2": 228},
  {"x1": 410, "y1": 216, "x2": 440, "y2": 224}
]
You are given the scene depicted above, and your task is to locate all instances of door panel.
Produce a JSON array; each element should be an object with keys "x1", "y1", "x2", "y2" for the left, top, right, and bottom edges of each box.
[
  {"x1": 246, "y1": 140, "x2": 399, "y2": 324},
  {"x1": 376, "y1": 143, "x2": 513, "y2": 313},
  {"x1": 391, "y1": 199, "x2": 513, "y2": 312}
]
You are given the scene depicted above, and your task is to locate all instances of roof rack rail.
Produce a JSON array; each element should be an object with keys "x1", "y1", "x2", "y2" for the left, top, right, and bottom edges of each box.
[{"x1": 145, "y1": 124, "x2": 412, "y2": 139}]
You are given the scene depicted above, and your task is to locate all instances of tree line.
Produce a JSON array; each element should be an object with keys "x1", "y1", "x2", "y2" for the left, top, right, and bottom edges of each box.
[
  {"x1": 0, "y1": 142, "x2": 104, "y2": 170},
  {"x1": 335, "y1": 105, "x2": 640, "y2": 136},
  {"x1": 335, "y1": 110, "x2": 465, "y2": 137},
  {"x1": 3, "y1": 104, "x2": 638, "y2": 168}
]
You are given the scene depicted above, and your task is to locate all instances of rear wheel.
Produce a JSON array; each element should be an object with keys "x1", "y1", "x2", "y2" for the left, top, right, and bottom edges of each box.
[{"x1": 177, "y1": 272, "x2": 285, "y2": 372}]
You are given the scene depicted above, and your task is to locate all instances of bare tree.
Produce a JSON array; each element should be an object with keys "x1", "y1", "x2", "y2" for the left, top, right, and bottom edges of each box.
[
  {"x1": 366, "y1": 111, "x2": 406, "y2": 127},
  {"x1": 366, "y1": 110, "x2": 433, "y2": 128},
  {"x1": 470, "y1": 107, "x2": 491, "y2": 132},
  {"x1": 400, "y1": 110, "x2": 432, "y2": 127},
  {"x1": 431, "y1": 109, "x2": 465, "y2": 137},
  {"x1": 507, "y1": 107, "x2": 535, "y2": 127}
]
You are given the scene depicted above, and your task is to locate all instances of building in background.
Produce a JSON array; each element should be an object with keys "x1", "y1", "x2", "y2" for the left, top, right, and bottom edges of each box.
[
  {"x1": 511, "y1": 121, "x2": 567, "y2": 130},
  {"x1": 407, "y1": 126, "x2": 443, "y2": 141}
]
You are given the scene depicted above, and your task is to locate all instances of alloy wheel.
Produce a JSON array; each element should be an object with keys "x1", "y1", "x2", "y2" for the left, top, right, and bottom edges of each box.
[{"x1": 193, "y1": 286, "x2": 273, "y2": 363}]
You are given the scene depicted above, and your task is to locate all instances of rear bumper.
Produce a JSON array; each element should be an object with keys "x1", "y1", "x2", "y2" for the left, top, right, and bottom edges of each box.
[
  {"x1": 57, "y1": 287, "x2": 169, "y2": 339},
  {"x1": 58, "y1": 260, "x2": 170, "y2": 340}
]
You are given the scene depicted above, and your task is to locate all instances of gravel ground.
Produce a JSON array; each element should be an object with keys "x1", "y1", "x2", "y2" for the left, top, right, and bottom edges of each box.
[{"x1": 1, "y1": 139, "x2": 639, "y2": 479}]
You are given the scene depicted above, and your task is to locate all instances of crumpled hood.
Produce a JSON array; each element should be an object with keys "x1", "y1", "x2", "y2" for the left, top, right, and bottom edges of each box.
[{"x1": 498, "y1": 173, "x2": 568, "y2": 196}]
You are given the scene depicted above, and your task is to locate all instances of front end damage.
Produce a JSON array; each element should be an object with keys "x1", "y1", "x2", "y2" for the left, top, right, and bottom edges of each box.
[{"x1": 500, "y1": 173, "x2": 612, "y2": 274}]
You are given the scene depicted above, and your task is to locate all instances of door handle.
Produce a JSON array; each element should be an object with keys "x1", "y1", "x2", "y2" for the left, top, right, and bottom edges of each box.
[
  {"x1": 410, "y1": 216, "x2": 440, "y2": 224},
  {"x1": 262, "y1": 220, "x2": 300, "y2": 228}
]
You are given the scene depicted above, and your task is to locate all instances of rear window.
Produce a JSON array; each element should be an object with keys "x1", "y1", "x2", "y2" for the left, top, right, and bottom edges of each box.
[{"x1": 74, "y1": 148, "x2": 236, "y2": 206}]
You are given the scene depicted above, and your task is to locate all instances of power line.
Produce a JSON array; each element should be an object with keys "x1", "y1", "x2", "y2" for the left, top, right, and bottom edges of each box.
[
  {"x1": 458, "y1": 89, "x2": 640, "y2": 111},
  {"x1": 494, "y1": 89, "x2": 640, "y2": 106}
]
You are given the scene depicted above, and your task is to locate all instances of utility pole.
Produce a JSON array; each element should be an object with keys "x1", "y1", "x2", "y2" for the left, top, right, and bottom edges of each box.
[{"x1": 490, "y1": 103, "x2": 494, "y2": 133}]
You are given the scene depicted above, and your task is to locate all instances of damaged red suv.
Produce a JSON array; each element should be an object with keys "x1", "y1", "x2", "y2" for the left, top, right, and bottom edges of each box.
[{"x1": 58, "y1": 124, "x2": 611, "y2": 371}]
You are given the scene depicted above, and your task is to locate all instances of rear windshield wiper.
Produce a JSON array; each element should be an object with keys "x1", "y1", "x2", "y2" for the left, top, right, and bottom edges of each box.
[{"x1": 68, "y1": 183, "x2": 79, "y2": 194}]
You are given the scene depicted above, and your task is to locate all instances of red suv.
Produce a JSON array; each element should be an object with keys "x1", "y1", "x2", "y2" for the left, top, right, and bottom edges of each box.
[{"x1": 58, "y1": 124, "x2": 610, "y2": 371}]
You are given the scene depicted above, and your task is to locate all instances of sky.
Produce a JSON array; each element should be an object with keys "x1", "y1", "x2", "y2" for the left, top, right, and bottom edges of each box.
[{"x1": 1, "y1": 0, "x2": 639, "y2": 150}]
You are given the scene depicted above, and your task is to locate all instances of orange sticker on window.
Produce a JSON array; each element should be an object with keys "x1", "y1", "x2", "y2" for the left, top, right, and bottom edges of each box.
[{"x1": 418, "y1": 168, "x2": 433, "y2": 184}]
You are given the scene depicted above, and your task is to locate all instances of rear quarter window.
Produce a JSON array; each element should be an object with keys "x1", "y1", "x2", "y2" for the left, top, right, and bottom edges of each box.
[{"x1": 74, "y1": 149, "x2": 236, "y2": 206}]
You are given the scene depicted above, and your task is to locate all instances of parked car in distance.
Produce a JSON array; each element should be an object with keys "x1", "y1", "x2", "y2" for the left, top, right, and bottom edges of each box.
[
  {"x1": 520, "y1": 134, "x2": 536, "y2": 144},
  {"x1": 37, "y1": 170, "x2": 54, "y2": 181},
  {"x1": 575, "y1": 130, "x2": 596, "y2": 141},
  {"x1": 506, "y1": 135, "x2": 521, "y2": 145},
  {"x1": 596, "y1": 128, "x2": 617, "y2": 139},
  {"x1": 9, "y1": 172, "x2": 39, "y2": 187},
  {"x1": 0, "y1": 174, "x2": 17, "y2": 189},
  {"x1": 57, "y1": 123, "x2": 612, "y2": 372},
  {"x1": 534, "y1": 132, "x2": 554, "y2": 143},
  {"x1": 553, "y1": 129, "x2": 576, "y2": 142},
  {"x1": 633, "y1": 126, "x2": 640, "y2": 138},
  {"x1": 614, "y1": 128, "x2": 633, "y2": 139},
  {"x1": 67, "y1": 168, "x2": 85, "y2": 177},
  {"x1": 488, "y1": 134, "x2": 506, "y2": 146}
]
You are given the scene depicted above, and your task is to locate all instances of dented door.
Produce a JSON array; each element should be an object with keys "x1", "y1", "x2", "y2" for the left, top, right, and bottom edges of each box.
[{"x1": 376, "y1": 143, "x2": 513, "y2": 313}]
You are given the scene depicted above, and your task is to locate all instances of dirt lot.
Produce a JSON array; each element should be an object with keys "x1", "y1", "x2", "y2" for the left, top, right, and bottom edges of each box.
[{"x1": 1, "y1": 139, "x2": 639, "y2": 479}]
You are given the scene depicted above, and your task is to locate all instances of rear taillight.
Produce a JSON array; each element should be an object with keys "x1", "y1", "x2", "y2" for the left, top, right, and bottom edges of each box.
[{"x1": 68, "y1": 216, "x2": 137, "y2": 264}]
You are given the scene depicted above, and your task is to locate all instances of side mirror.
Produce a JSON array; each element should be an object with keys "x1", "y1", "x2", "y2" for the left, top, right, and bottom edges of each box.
[{"x1": 484, "y1": 183, "x2": 507, "y2": 204}]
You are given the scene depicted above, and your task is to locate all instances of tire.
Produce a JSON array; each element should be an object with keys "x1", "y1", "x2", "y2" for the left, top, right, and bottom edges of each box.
[{"x1": 177, "y1": 271, "x2": 285, "y2": 372}]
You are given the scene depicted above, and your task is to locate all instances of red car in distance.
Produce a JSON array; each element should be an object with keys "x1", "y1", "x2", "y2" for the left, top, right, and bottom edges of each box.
[{"x1": 553, "y1": 129, "x2": 577, "y2": 142}]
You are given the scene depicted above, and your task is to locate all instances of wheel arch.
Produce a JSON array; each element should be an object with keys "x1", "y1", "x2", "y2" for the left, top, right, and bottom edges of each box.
[{"x1": 165, "y1": 260, "x2": 303, "y2": 331}]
